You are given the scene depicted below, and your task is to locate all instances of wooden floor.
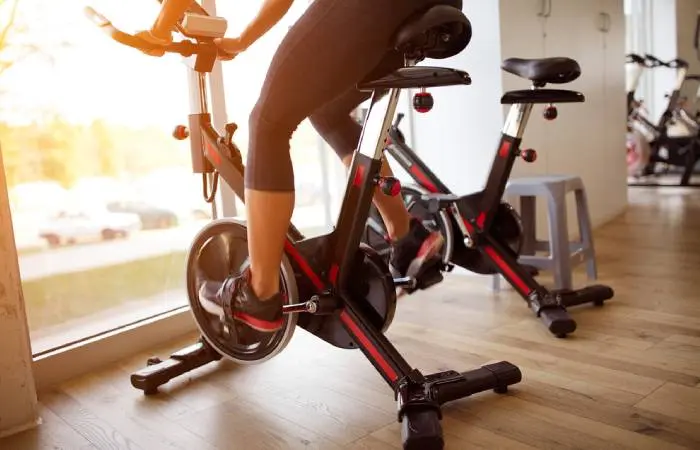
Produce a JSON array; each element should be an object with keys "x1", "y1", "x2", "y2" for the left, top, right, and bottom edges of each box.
[{"x1": 3, "y1": 187, "x2": 700, "y2": 450}]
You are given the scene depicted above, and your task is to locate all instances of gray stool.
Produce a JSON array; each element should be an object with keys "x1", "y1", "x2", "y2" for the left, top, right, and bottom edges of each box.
[{"x1": 492, "y1": 175, "x2": 597, "y2": 291}]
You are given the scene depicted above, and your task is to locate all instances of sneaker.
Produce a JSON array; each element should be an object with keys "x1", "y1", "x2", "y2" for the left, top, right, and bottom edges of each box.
[
  {"x1": 216, "y1": 269, "x2": 285, "y2": 333},
  {"x1": 390, "y1": 218, "x2": 445, "y2": 281}
]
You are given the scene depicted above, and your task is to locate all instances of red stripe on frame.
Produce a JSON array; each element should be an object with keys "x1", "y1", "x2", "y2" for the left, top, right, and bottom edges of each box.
[
  {"x1": 204, "y1": 141, "x2": 221, "y2": 165},
  {"x1": 484, "y1": 245, "x2": 531, "y2": 295},
  {"x1": 498, "y1": 141, "x2": 511, "y2": 158},
  {"x1": 340, "y1": 311, "x2": 399, "y2": 382},
  {"x1": 329, "y1": 263, "x2": 339, "y2": 285},
  {"x1": 409, "y1": 166, "x2": 438, "y2": 193},
  {"x1": 283, "y1": 241, "x2": 325, "y2": 291},
  {"x1": 476, "y1": 212, "x2": 486, "y2": 229},
  {"x1": 353, "y1": 165, "x2": 365, "y2": 187}
]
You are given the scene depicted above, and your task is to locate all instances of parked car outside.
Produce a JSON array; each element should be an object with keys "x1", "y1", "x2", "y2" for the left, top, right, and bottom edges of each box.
[
  {"x1": 37, "y1": 208, "x2": 142, "y2": 247},
  {"x1": 106, "y1": 200, "x2": 178, "y2": 229}
]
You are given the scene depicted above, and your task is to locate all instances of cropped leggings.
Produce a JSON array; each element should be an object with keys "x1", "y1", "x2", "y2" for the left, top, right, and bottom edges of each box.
[{"x1": 246, "y1": 0, "x2": 461, "y2": 191}]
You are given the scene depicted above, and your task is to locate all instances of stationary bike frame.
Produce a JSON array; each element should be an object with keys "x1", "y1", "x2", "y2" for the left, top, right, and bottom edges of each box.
[
  {"x1": 627, "y1": 53, "x2": 700, "y2": 186},
  {"x1": 383, "y1": 96, "x2": 574, "y2": 313}
]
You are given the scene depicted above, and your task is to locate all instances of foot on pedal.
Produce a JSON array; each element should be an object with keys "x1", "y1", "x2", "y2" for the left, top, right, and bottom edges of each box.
[
  {"x1": 391, "y1": 218, "x2": 444, "y2": 277},
  {"x1": 198, "y1": 270, "x2": 284, "y2": 333}
]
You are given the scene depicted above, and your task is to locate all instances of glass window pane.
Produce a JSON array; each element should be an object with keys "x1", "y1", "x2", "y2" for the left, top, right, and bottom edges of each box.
[{"x1": 1, "y1": 0, "x2": 213, "y2": 354}]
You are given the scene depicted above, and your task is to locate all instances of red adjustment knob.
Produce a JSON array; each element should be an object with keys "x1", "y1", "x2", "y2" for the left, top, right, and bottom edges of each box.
[
  {"x1": 413, "y1": 89, "x2": 434, "y2": 113},
  {"x1": 173, "y1": 125, "x2": 190, "y2": 140},
  {"x1": 521, "y1": 149, "x2": 537, "y2": 162},
  {"x1": 543, "y1": 104, "x2": 558, "y2": 120},
  {"x1": 377, "y1": 176, "x2": 401, "y2": 196}
]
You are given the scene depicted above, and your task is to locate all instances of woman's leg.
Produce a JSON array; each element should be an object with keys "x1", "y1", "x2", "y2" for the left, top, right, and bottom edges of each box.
[
  {"x1": 220, "y1": 0, "x2": 439, "y2": 331},
  {"x1": 310, "y1": 86, "x2": 410, "y2": 240},
  {"x1": 309, "y1": 67, "x2": 443, "y2": 279}
]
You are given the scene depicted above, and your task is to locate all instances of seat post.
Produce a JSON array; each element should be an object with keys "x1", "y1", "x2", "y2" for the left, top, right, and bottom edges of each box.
[
  {"x1": 357, "y1": 88, "x2": 402, "y2": 160},
  {"x1": 187, "y1": 71, "x2": 210, "y2": 116},
  {"x1": 503, "y1": 99, "x2": 534, "y2": 140}
]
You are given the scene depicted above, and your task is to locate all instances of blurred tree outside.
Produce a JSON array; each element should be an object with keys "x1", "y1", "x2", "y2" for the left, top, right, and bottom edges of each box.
[
  {"x1": 0, "y1": 0, "x2": 20, "y2": 79},
  {"x1": 0, "y1": 0, "x2": 189, "y2": 190}
]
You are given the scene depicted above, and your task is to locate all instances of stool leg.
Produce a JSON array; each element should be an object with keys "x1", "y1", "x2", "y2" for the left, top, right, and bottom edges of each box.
[
  {"x1": 492, "y1": 274, "x2": 501, "y2": 292},
  {"x1": 575, "y1": 188, "x2": 598, "y2": 280},
  {"x1": 520, "y1": 196, "x2": 536, "y2": 255},
  {"x1": 547, "y1": 191, "x2": 573, "y2": 290}
]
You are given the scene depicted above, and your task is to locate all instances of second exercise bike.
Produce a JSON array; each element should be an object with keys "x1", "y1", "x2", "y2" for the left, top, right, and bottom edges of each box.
[{"x1": 364, "y1": 59, "x2": 615, "y2": 338}]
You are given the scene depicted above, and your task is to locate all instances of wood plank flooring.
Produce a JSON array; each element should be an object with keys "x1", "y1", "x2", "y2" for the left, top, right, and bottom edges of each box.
[{"x1": 2, "y1": 187, "x2": 700, "y2": 449}]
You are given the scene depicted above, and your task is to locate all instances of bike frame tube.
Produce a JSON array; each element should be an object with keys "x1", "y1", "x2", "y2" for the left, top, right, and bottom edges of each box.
[
  {"x1": 189, "y1": 65, "x2": 416, "y2": 388},
  {"x1": 385, "y1": 131, "x2": 451, "y2": 194},
  {"x1": 188, "y1": 72, "x2": 306, "y2": 241},
  {"x1": 331, "y1": 88, "x2": 401, "y2": 285},
  {"x1": 657, "y1": 66, "x2": 689, "y2": 130},
  {"x1": 382, "y1": 99, "x2": 552, "y2": 302}
]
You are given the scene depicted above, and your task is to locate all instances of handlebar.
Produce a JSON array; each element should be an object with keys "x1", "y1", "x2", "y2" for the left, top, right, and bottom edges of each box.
[
  {"x1": 83, "y1": 6, "x2": 234, "y2": 59},
  {"x1": 643, "y1": 53, "x2": 689, "y2": 69}
]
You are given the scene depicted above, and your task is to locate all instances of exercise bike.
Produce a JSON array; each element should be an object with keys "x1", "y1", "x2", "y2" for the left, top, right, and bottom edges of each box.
[
  {"x1": 85, "y1": 4, "x2": 522, "y2": 449},
  {"x1": 628, "y1": 54, "x2": 700, "y2": 187},
  {"x1": 363, "y1": 59, "x2": 615, "y2": 338}
]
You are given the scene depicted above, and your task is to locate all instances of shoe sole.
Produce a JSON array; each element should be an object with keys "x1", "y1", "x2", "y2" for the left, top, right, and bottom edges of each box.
[{"x1": 233, "y1": 312, "x2": 284, "y2": 333}]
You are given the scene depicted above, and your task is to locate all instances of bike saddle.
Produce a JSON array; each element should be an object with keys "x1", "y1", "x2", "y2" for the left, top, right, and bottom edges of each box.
[
  {"x1": 393, "y1": 5, "x2": 472, "y2": 60},
  {"x1": 501, "y1": 57, "x2": 581, "y2": 85}
]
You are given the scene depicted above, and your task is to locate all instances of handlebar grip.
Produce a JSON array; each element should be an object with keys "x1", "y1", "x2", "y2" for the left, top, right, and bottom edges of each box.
[{"x1": 84, "y1": 7, "x2": 164, "y2": 52}]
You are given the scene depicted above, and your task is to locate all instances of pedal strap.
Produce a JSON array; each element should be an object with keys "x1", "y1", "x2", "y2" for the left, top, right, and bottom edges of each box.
[{"x1": 219, "y1": 278, "x2": 237, "y2": 326}]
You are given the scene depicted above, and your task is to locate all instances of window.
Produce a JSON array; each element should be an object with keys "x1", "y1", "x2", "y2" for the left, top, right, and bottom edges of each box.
[{"x1": 1, "y1": 0, "x2": 212, "y2": 354}]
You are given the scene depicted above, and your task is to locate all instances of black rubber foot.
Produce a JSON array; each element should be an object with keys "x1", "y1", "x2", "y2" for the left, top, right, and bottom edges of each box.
[
  {"x1": 401, "y1": 409, "x2": 444, "y2": 450},
  {"x1": 555, "y1": 284, "x2": 614, "y2": 308},
  {"x1": 539, "y1": 306, "x2": 577, "y2": 337}
]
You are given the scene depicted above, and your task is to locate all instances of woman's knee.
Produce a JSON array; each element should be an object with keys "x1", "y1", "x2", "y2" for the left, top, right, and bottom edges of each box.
[{"x1": 245, "y1": 101, "x2": 298, "y2": 192}]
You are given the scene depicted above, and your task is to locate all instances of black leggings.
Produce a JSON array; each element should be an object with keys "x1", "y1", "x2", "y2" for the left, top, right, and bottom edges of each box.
[{"x1": 246, "y1": 0, "x2": 461, "y2": 191}]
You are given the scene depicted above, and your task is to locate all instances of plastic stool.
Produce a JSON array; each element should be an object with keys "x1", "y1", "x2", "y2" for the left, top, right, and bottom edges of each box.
[{"x1": 492, "y1": 175, "x2": 597, "y2": 291}]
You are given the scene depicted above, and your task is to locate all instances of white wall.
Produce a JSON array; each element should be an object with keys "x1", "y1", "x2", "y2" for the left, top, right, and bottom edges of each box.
[
  {"x1": 410, "y1": 0, "x2": 628, "y2": 238},
  {"x1": 409, "y1": 0, "x2": 505, "y2": 195},
  {"x1": 675, "y1": 0, "x2": 700, "y2": 105},
  {"x1": 648, "y1": 0, "x2": 679, "y2": 121}
]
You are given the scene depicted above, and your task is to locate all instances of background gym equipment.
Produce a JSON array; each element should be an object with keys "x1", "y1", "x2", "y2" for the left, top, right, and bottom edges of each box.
[
  {"x1": 363, "y1": 58, "x2": 615, "y2": 338},
  {"x1": 85, "y1": 3, "x2": 522, "y2": 449},
  {"x1": 626, "y1": 53, "x2": 700, "y2": 187}
]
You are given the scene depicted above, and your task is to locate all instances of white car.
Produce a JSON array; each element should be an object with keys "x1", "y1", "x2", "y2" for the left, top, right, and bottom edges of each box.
[{"x1": 38, "y1": 209, "x2": 142, "y2": 247}]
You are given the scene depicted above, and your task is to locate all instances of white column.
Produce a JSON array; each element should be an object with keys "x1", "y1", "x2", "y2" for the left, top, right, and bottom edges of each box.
[{"x1": 0, "y1": 144, "x2": 40, "y2": 438}]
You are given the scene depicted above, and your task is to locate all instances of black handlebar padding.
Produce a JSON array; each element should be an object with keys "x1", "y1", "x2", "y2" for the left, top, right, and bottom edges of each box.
[{"x1": 84, "y1": 6, "x2": 234, "y2": 59}]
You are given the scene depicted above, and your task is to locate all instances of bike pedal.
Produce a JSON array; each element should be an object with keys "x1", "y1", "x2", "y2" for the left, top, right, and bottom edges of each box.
[{"x1": 415, "y1": 259, "x2": 445, "y2": 290}]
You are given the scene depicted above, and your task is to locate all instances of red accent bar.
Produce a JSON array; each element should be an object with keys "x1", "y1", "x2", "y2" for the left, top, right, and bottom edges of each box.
[
  {"x1": 484, "y1": 245, "x2": 532, "y2": 295},
  {"x1": 476, "y1": 212, "x2": 486, "y2": 229},
  {"x1": 204, "y1": 141, "x2": 221, "y2": 165},
  {"x1": 353, "y1": 165, "x2": 366, "y2": 187},
  {"x1": 329, "y1": 263, "x2": 339, "y2": 285},
  {"x1": 409, "y1": 166, "x2": 438, "y2": 193},
  {"x1": 340, "y1": 310, "x2": 399, "y2": 382},
  {"x1": 498, "y1": 141, "x2": 511, "y2": 158},
  {"x1": 283, "y1": 241, "x2": 325, "y2": 291}
]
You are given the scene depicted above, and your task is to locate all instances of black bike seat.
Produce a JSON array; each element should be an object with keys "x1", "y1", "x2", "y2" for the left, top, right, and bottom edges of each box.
[
  {"x1": 501, "y1": 57, "x2": 581, "y2": 85},
  {"x1": 393, "y1": 5, "x2": 472, "y2": 60}
]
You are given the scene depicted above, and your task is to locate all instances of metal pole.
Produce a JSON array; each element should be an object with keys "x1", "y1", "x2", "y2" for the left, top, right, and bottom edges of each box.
[{"x1": 202, "y1": 0, "x2": 237, "y2": 218}]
